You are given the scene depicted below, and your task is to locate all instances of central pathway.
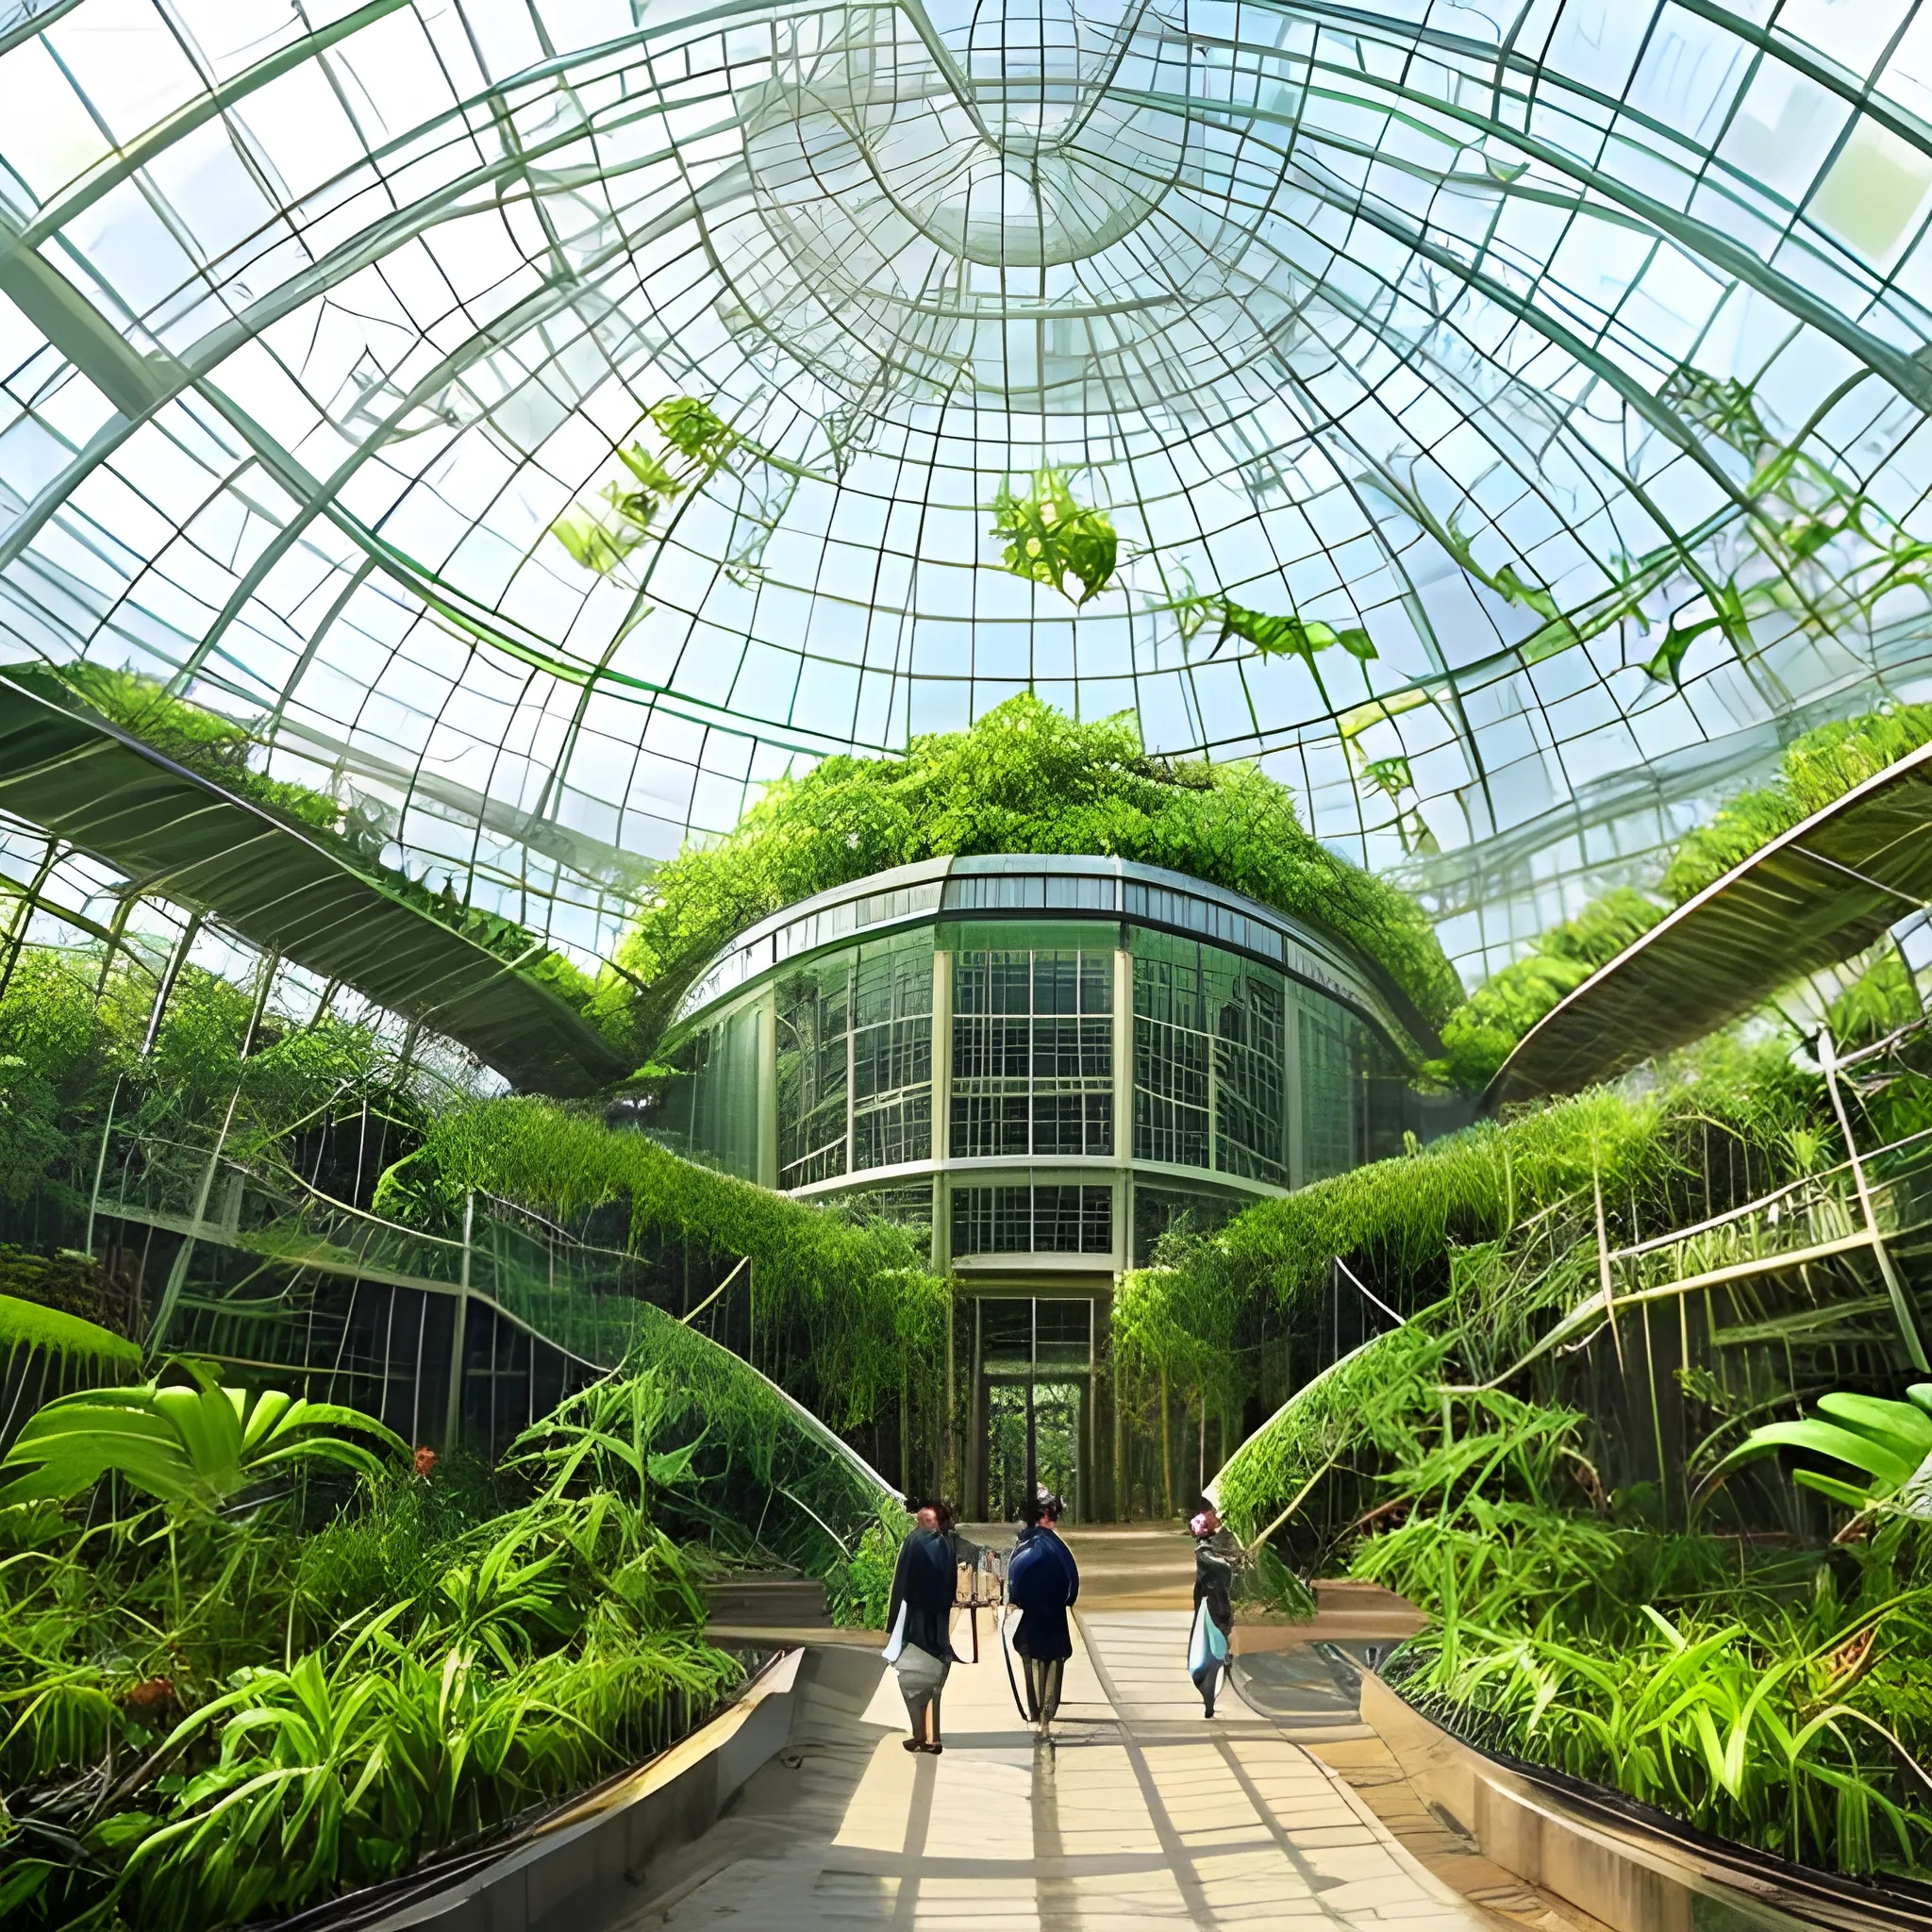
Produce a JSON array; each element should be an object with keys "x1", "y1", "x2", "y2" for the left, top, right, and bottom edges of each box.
[{"x1": 609, "y1": 1588, "x2": 1502, "y2": 1931}]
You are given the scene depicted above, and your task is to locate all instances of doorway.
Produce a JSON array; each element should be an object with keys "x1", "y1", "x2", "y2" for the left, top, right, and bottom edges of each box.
[
  {"x1": 968, "y1": 1293, "x2": 1095, "y2": 1522},
  {"x1": 985, "y1": 1377, "x2": 1082, "y2": 1522}
]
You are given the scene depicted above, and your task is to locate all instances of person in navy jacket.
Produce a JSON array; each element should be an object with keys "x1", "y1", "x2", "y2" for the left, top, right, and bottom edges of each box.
[{"x1": 1007, "y1": 1491, "x2": 1079, "y2": 1736}]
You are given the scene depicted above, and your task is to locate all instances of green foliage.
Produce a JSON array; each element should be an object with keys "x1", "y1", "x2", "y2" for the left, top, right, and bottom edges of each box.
[
  {"x1": 549, "y1": 399, "x2": 737, "y2": 575},
  {"x1": 1187, "y1": 1008, "x2": 1932, "y2": 1875},
  {"x1": 1441, "y1": 702, "x2": 1932, "y2": 1090},
  {"x1": 648, "y1": 395, "x2": 737, "y2": 464},
  {"x1": 1705, "y1": 1387, "x2": 1932, "y2": 1519},
  {"x1": 1199, "y1": 1034, "x2": 1818, "y2": 1535},
  {"x1": 1216, "y1": 598, "x2": 1375, "y2": 670},
  {"x1": 51, "y1": 664, "x2": 353, "y2": 845},
  {"x1": 506, "y1": 1334, "x2": 898, "y2": 1585},
  {"x1": 990, "y1": 469, "x2": 1119, "y2": 604},
  {"x1": 0, "y1": 1293, "x2": 140, "y2": 1373},
  {"x1": 0, "y1": 940, "x2": 425, "y2": 1231},
  {"x1": 1662, "y1": 705, "x2": 1932, "y2": 904},
  {"x1": 826, "y1": 1513, "x2": 908, "y2": 1627},
  {"x1": 0, "y1": 1371, "x2": 743, "y2": 1931},
  {"x1": 375, "y1": 1098, "x2": 948, "y2": 1428},
  {"x1": 1436, "y1": 889, "x2": 1664, "y2": 1090},
  {"x1": 0, "y1": 1248, "x2": 132, "y2": 1338},
  {"x1": 1363, "y1": 1426, "x2": 1932, "y2": 1875},
  {"x1": 603, "y1": 694, "x2": 1458, "y2": 1057},
  {"x1": 0, "y1": 1359, "x2": 407, "y2": 1511}
]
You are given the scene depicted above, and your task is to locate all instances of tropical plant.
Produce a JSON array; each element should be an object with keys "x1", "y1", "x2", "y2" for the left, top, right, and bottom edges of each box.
[
  {"x1": 990, "y1": 468, "x2": 1119, "y2": 604},
  {"x1": 1704, "y1": 1387, "x2": 1932, "y2": 1519},
  {"x1": 0, "y1": 1373, "x2": 745, "y2": 1931},
  {"x1": 0, "y1": 1361, "x2": 407, "y2": 1511},
  {"x1": 1216, "y1": 598, "x2": 1375, "y2": 675}
]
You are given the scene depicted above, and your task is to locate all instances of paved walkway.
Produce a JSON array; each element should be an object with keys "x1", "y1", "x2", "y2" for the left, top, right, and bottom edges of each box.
[{"x1": 607, "y1": 1604, "x2": 1505, "y2": 1931}]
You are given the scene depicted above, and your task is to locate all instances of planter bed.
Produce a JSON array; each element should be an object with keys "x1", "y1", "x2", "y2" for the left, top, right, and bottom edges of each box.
[{"x1": 1361, "y1": 1670, "x2": 1932, "y2": 1932}]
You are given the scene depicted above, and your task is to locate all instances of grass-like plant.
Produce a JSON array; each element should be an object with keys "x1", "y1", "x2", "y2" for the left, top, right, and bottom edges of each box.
[{"x1": 0, "y1": 1361, "x2": 746, "y2": 1931}]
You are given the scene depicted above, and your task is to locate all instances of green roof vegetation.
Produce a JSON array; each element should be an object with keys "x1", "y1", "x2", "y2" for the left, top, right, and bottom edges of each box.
[
  {"x1": 29, "y1": 664, "x2": 603, "y2": 1024},
  {"x1": 1439, "y1": 702, "x2": 1932, "y2": 1090},
  {"x1": 600, "y1": 693, "x2": 1460, "y2": 1057}
]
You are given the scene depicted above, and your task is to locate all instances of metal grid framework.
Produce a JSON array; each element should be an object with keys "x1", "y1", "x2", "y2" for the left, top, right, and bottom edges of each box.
[
  {"x1": 773, "y1": 927, "x2": 933, "y2": 1185},
  {"x1": 950, "y1": 1179, "x2": 1114, "y2": 1255},
  {"x1": 951, "y1": 946, "x2": 1115, "y2": 1158},
  {"x1": 0, "y1": 813, "x2": 505, "y2": 1100},
  {"x1": 1131, "y1": 926, "x2": 1291, "y2": 1183},
  {"x1": 6, "y1": 2, "x2": 1932, "y2": 987}
]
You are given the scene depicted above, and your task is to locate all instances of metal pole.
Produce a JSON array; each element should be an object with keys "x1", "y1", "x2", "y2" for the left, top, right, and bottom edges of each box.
[
  {"x1": 1820, "y1": 1024, "x2": 1929, "y2": 1371},
  {"x1": 0, "y1": 838, "x2": 59, "y2": 1005},
  {"x1": 141, "y1": 913, "x2": 203, "y2": 1056},
  {"x1": 444, "y1": 1190, "x2": 475, "y2": 1449},
  {"x1": 82, "y1": 1075, "x2": 122, "y2": 1260},
  {"x1": 1025, "y1": 1295, "x2": 1037, "y2": 1503}
]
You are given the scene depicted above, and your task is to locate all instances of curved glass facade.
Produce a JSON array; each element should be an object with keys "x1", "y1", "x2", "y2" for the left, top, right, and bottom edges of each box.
[{"x1": 657, "y1": 855, "x2": 1420, "y2": 1275}]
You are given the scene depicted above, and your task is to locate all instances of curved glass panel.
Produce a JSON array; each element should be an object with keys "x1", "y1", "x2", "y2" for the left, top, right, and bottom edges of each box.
[{"x1": 5, "y1": 1, "x2": 1932, "y2": 979}]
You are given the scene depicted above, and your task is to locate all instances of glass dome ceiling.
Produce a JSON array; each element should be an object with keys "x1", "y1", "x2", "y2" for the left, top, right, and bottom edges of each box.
[{"x1": 6, "y1": 0, "x2": 1932, "y2": 984}]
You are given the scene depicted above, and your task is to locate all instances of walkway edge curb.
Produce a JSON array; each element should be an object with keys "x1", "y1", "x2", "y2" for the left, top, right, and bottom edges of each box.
[{"x1": 365, "y1": 1648, "x2": 807, "y2": 1932}]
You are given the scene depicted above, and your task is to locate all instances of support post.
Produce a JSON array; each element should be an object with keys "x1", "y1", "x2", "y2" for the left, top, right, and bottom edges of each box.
[
  {"x1": 0, "y1": 837, "x2": 59, "y2": 1005},
  {"x1": 445, "y1": 1190, "x2": 475, "y2": 1450},
  {"x1": 146, "y1": 951, "x2": 277, "y2": 1357},
  {"x1": 1821, "y1": 1024, "x2": 1929, "y2": 1371},
  {"x1": 142, "y1": 912, "x2": 203, "y2": 1056}
]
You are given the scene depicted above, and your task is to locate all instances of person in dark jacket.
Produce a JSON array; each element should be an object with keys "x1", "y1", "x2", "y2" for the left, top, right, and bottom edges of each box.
[
  {"x1": 887, "y1": 1503, "x2": 958, "y2": 1752},
  {"x1": 1007, "y1": 1491, "x2": 1079, "y2": 1736},
  {"x1": 1189, "y1": 1504, "x2": 1237, "y2": 1717}
]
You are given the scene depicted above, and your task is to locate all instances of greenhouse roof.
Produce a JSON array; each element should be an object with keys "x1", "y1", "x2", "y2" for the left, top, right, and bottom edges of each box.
[
  {"x1": 7, "y1": 2, "x2": 1932, "y2": 984},
  {"x1": 1491, "y1": 736, "x2": 1932, "y2": 1105},
  {"x1": 666, "y1": 851, "x2": 1439, "y2": 1058}
]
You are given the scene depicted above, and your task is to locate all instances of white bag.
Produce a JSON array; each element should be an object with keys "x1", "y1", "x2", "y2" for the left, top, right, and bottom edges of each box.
[
  {"x1": 1188, "y1": 1600, "x2": 1228, "y2": 1677},
  {"x1": 881, "y1": 1600, "x2": 908, "y2": 1664}
]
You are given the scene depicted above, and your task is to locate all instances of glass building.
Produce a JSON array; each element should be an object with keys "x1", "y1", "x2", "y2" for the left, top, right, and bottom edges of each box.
[
  {"x1": 654, "y1": 851, "x2": 1432, "y2": 1515},
  {"x1": 660, "y1": 854, "x2": 1430, "y2": 1274}
]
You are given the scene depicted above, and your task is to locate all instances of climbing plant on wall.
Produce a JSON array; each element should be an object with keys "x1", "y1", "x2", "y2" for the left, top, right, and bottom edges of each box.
[{"x1": 375, "y1": 1097, "x2": 949, "y2": 1431}]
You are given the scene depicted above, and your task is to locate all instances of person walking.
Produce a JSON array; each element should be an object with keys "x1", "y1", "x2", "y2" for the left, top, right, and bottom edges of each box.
[
  {"x1": 1188, "y1": 1504, "x2": 1236, "y2": 1718},
  {"x1": 1007, "y1": 1491, "x2": 1079, "y2": 1739},
  {"x1": 885, "y1": 1502, "x2": 958, "y2": 1753}
]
